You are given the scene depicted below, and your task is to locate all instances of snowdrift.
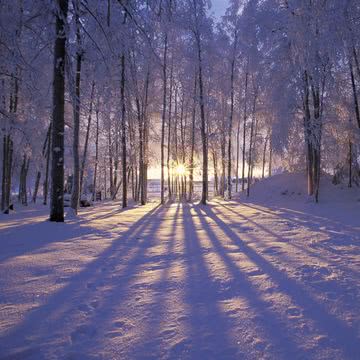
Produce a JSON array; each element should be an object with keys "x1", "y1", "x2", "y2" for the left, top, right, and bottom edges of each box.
[
  {"x1": 240, "y1": 172, "x2": 360, "y2": 205},
  {"x1": 237, "y1": 172, "x2": 360, "y2": 228}
]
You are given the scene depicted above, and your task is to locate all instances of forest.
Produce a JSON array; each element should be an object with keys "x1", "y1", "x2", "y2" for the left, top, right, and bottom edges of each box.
[
  {"x1": 1, "y1": 0, "x2": 359, "y2": 219},
  {"x1": 1, "y1": 1, "x2": 360, "y2": 359}
]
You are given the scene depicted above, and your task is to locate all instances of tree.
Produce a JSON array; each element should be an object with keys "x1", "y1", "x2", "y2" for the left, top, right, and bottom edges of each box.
[{"x1": 49, "y1": 0, "x2": 68, "y2": 222}]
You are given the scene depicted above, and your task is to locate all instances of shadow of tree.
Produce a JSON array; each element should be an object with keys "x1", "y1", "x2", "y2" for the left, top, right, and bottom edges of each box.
[{"x1": 200, "y1": 204, "x2": 360, "y2": 359}]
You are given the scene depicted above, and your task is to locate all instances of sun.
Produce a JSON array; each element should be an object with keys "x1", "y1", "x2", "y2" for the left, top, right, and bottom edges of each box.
[{"x1": 174, "y1": 163, "x2": 187, "y2": 177}]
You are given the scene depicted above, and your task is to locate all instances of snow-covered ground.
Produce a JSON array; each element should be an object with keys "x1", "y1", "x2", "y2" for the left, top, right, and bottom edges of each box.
[{"x1": 1, "y1": 173, "x2": 360, "y2": 359}]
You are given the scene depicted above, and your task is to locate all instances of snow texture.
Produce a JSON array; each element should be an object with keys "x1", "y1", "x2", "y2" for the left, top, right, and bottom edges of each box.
[{"x1": 0, "y1": 174, "x2": 360, "y2": 359}]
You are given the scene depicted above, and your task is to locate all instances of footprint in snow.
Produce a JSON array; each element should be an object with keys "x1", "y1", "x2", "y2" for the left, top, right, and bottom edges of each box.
[
  {"x1": 247, "y1": 269, "x2": 264, "y2": 277},
  {"x1": 161, "y1": 328, "x2": 177, "y2": 339},
  {"x1": 296, "y1": 265, "x2": 332, "y2": 281},
  {"x1": 325, "y1": 292, "x2": 337, "y2": 301},
  {"x1": 106, "y1": 330, "x2": 123, "y2": 339},
  {"x1": 113, "y1": 319, "x2": 134, "y2": 331},
  {"x1": 241, "y1": 226, "x2": 253, "y2": 232},
  {"x1": 113, "y1": 320, "x2": 126, "y2": 328},
  {"x1": 55, "y1": 276, "x2": 70, "y2": 284},
  {"x1": 90, "y1": 300, "x2": 99, "y2": 308},
  {"x1": 286, "y1": 307, "x2": 302, "y2": 317},
  {"x1": 70, "y1": 325, "x2": 97, "y2": 343},
  {"x1": 77, "y1": 303, "x2": 92, "y2": 313},
  {"x1": 168, "y1": 339, "x2": 192, "y2": 358},
  {"x1": 262, "y1": 246, "x2": 282, "y2": 255}
]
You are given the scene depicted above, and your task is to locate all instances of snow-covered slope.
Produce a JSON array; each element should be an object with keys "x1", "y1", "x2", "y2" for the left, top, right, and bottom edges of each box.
[
  {"x1": 239, "y1": 172, "x2": 360, "y2": 227},
  {"x1": 241, "y1": 172, "x2": 359, "y2": 204}
]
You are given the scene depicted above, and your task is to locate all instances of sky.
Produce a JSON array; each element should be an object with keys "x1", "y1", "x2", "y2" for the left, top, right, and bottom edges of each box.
[{"x1": 211, "y1": 0, "x2": 229, "y2": 18}]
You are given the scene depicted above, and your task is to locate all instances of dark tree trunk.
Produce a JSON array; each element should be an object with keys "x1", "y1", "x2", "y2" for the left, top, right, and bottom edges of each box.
[
  {"x1": 160, "y1": 34, "x2": 168, "y2": 204},
  {"x1": 227, "y1": 35, "x2": 237, "y2": 200},
  {"x1": 33, "y1": 171, "x2": 41, "y2": 203},
  {"x1": 2, "y1": 135, "x2": 13, "y2": 213},
  {"x1": 141, "y1": 69, "x2": 150, "y2": 205},
  {"x1": 197, "y1": 35, "x2": 208, "y2": 205},
  {"x1": 1, "y1": 136, "x2": 6, "y2": 211},
  {"x1": 235, "y1": 117, "x2": 241, "y2": 192},
  {"x1": 241, "y1": 71, "x2": 248, "y2": 191},
  {"x1": 121, "y1": 52, "x2": 127, "y2": 208},
  {"x1": 49, "y1": 0, "x2": 68, "y2": 222},
  {"x1": 167, "y1": 61, "x2": 173, "y2": 200},
  {"x1": 108, "y1": 125, "x2": 114, "y2": 198},
  {"x1": 262, "y1": 136, "x2": 268, "y2": 179},
  {"x1": 212, "y1": 150, "x2": 218, "y2": 196},
  {"x1": 80, "y1": 80, "x2": 95, "y2": 196},
  {"x1": 71, "y1": 0, "x2": 82, "y2": 214},
  {"x1": 93, "y1": 99, "x2": 99, "y2": 201},
  {"x1": 188, "y1": 75, "x2": 197, "y2": 202},
  {"x1": 350, "y1": 57, "x2": 360, "y2": 129},
  {"x1": 18, "y1": 155, "x2": 30, "y2": 205},
  {"x1": 43, "y1": 124, "x2": 51, "y2": 205},
  {"x1": 349, "y1": 140, "x2": 352, "y2": 188},
  {"x1": 268, "y1": 136, "x2": 272, "y2": 177},
  {"x1": 247, "y1": 88, "x2": 257, "y2": 197}
]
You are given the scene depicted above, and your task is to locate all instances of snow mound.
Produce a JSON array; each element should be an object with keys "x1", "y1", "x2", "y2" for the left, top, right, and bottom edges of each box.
[{"x1": 240, "y1": 172, "x2": 360, "y2": 205}]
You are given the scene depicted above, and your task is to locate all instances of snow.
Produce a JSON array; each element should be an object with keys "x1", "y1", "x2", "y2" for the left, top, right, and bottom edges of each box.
[{"x1": 1, "y1": 174, "x2": 360, "y2": 359}]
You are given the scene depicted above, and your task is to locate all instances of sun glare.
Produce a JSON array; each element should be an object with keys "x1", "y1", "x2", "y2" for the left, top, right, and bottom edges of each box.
[{"x1": 174, "y1": 163, "x2": 187, "y2": 177}]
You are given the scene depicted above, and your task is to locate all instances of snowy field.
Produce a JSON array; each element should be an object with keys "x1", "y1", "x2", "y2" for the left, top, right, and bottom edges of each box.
[{"x1": 1, "y1": 174, "x2": 360, "y2": 359}]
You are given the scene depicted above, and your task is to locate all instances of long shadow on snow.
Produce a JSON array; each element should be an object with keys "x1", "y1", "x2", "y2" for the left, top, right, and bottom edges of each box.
[
  {"x1": 192, "y1": 204, "x2": 301, "y2": 359},
  {"x1": 219, "y1": 202, "x2": 360, "y2": 290},
  {"x1": 0, "y1": 219, "x2": 111, "y2": 263},
  {"x1": 175, "y1": 203, "x2": 240, "y2": 359},
  {"x1": 202, "y1": 204, "x2": 360, "y2": 359},
  {"x1": 242, "y1": 202, "x2": 360, "y2": 241},
  {"x1": 0, "y1": 203, "x2": 164, "y2": 358},
  {"x1": 126, "y1": 203, "x2": 182, "y2": 359}
]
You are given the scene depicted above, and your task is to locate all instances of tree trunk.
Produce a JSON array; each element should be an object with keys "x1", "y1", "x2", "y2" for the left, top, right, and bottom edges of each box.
[
  {"x1": 160, "y1": 34, "x2": 168, "y2": 204},
  {"x1": 1, "y1": 135, "x2": 6, "y2": 211},
  {"x1": 235, "y1": 116, "x2": 241, "y2": 192},
  {"x1": 221, "y1": 134, "x2": 226, "y2": 196},
  {"x1": 167, "y1": 61, "x2": 173, "y2": 200},
  {"x1": 303, "y1": 71, "x2": 314, "y2": 196},
  {"x1": 141, "y1": 69, "x2": 150, "y2": 205},
  {"x1": 247, "y1": 87, "x2": 257, "y2": 197},
  {"x1": 108, "y1": 124, "x2": 114, "y2": 198},
  {"x1": 241, "y1": 71, "x2": 248, "y2": 191},
  {"x1": 93, "y1": 99, "x2": 100, "y2": 201},
  {"x1": 70, "y1": 0, "x2": 82, "y2": 215},
  {"x1": 18, "y1": 155, "x2": 29, "y2": 205},
  {"x1": 33, "y1": 171, "x2": 41, "y2": 203},
  {"x1": 213, "y1": 150, "x2": 218, "y2": 196},
  {"x1": 349, "y1": 139, "x2": 352, "y2": 188},
  {"x1": 136, "y1": 93, "x2": 144, "y2": 203},
  {"x1": 2, "y1": 135, "x2": 13, "y2": 213},
  {"x1": 262, "y1": 136, "x2": 268, "y2": 178},
  {"x1": 268, "y1": 136, "x2": 272, "y2": 177},
  {"x1": 120, "y1": 52, "x2": 127, "y2": 208},
  {"x1": 188, "y1": 75, "x2": 197, "y2": 202},
  {"x1": 80, "y1": 80, "x2": 95, "y2": 196},
  {"x1": 197, "y1": 35, "x2": 208, "y2": 205},
  {"x1": 227, "y1": 35, "x2": 237, "y2": 200},
  {"x1": 43, "y1": 124, "x2": 51, "y2": 205},
  {"x1": 49, "y1": 0, "x2": 68, "y2": 222},
  {"x1": 350, "y1": 57, "x2": 360, "y2": 129},
  {"x1": 353, "y1": 46, "x2": 360, "y2": 81}
]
